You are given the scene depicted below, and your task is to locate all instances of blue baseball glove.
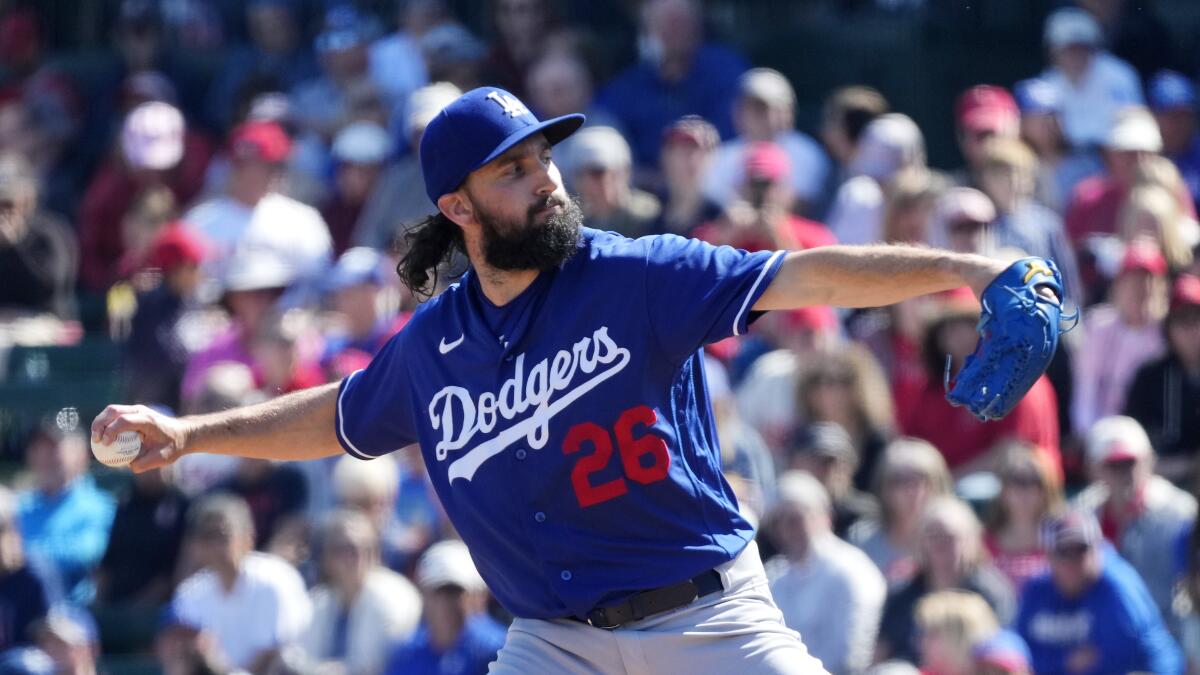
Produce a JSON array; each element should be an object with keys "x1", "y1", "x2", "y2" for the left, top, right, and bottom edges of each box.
[{"x1": 945, "y1": 257, "x2": 1073, "y2": 421}]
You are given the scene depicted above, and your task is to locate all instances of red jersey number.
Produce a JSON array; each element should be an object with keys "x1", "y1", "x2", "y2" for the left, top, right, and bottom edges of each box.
[{"x1": 563, "y1": 405, "x2": 671, "y2": 508}]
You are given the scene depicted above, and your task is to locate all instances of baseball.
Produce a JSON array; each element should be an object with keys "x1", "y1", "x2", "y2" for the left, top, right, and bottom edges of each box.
[{"x1": 91, "y1": 431, "x2": 143, "y2": 468}]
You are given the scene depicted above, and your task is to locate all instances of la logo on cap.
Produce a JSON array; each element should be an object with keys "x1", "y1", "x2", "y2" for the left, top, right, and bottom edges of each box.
[{"x1": 487, "y1": 91, "x2": 530, "y2": 118}]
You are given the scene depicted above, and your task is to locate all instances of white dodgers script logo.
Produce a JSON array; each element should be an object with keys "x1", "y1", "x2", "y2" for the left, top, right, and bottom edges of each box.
[
  {"x1": 486, "y1": 91, "x2": 531, "y2": 118},
  {"x1": 430, "y1": 326, "x2": 630, "y2": 482}
]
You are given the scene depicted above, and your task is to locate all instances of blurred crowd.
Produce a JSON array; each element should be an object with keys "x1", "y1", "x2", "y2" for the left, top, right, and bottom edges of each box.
[{"x1": 1, "y1": 0, "x2": 1200, "y2": 674}]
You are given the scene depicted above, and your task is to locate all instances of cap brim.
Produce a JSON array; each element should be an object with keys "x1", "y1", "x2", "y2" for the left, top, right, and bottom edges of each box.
[{"x1": 473, "y1": 113, "x2": 586, "y2": 174}]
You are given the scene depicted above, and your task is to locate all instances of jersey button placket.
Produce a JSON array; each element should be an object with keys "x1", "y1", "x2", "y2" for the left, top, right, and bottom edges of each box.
[
  {"x1": 534, "y1": 511, "x2": 546, "y2": 523},
  {"x1": 515, "y1": 448, "x2": 527, "y2": 460},
  {"x1": 560, "y1": 570, "x2": 572, "y2": 581}
]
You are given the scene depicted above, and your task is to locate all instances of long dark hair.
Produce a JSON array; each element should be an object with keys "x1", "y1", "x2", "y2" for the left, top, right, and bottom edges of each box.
[{"x1": 396, "y1": 212, "x2": 464, "y2": 299}]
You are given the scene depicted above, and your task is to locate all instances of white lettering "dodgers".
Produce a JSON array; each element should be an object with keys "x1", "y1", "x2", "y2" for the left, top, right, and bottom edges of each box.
[{"x1": 431, "y1": 326, "x2": 631, "y2": 482}]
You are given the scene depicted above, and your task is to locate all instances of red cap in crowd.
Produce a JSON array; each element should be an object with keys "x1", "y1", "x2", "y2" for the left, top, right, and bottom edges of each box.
[
  {"x1": 1170, "y1": 274, "x2": 1200, "y2": 312},
  {"x1": 744, "y1": 141, "x2": 790, "y2": 183},
  {"x1": 148, "y1": 222, "x2": 207, "y2": 271},
  {"x1": 662, "y1": 115, "x2": 719, "y2": 152},
  {"x1": 1119, "y1": 240, "x2": 1168, "y2": 276},
  {"x1": 955, "y1": 85, "x2": 1019, "y2": 133},
  {"x1": 781, "y1": 305, "x2": 837, "y2": 333},
  {"x1": 229, "y1": 120, "x2": 291, "y2": 163}
]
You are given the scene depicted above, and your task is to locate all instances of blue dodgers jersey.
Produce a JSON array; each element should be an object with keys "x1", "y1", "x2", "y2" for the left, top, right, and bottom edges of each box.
[{"x1": 335, "y1": 228, "x2": 786, "y2": 619}]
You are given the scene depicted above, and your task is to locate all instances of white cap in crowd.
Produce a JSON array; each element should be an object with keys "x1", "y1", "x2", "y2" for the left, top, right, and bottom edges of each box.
[
  {"x1": 332, "y1": 452, "x2": 399, "y2": 503},
  {"x1": 571, "y1": 126, "x2": 632, "y2": 172},
  {"x1": 1044, "y1": 8, "x2": 1103, "y2": 50},
  {"x1": 416, "y1": 540, "x2": 487, "y2": 592},
  {"x1": 1086, "y1": 415, "x2": 1154, "y2": 465},
  {"x1": 1106, "y1": 107, "x2": 1163, "y2": 153},
  {"x1": 332, "y1": 121, "x2": 392, "y2": 165},
  {"x1": 773, "y1": 470, "x2": 831, "y2": 515},
  {"x1": 406, "y1": 82, "x2": 464, "y2": 136},
  {"x1": 739, "y1": 67, "x2": 796, "y2": 110},
  {"x1": 849, "y1": 113, "x2": 925, "y2": 181},
  {"x1": 121, "y1": 101, "x2": 184, "y2": 171}
]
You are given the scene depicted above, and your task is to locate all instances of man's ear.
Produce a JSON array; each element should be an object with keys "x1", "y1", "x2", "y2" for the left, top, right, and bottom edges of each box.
[{"x1": 438, "y1": 191, "x2": 475, "y2": 229}]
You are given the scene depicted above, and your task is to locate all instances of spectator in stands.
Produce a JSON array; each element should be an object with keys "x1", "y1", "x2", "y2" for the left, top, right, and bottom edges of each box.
[
  {"x1": 1065, "y1": 107, "x2": 1196, "y2": 252},
  {"x1": 795, "y1": 344, "x2": 893, "y2": 491},
  {"x1": 1125, "y1": 272, "x2": 1200, "y2": 466},
  {"x1": 80, "y1": 101, "x2": 211, "y2": 292},
  {"x1": 702, "y1": 68, "x2": 829, "y2": 214},
  {"x1": 179, "y1": 252, "x2": 292, "y2": 404},
  {"x1": 876, "y1": 496, "x2": 1015, "y2": 665},
  {"x1": 487, "y1": 0, "x2": 559, "y2": 99},
  {"x1": 1040, "y1": 8, "x2": 1143, "y2": 149},
  {"x1": 1078, "y1": 0, "x2": 1176, "y2": 83},
  {"x1": 0, "y1": 152, "x2": 76, "y2": 318},
  {"x1": 95, "y1": 466, "x2": 189, "y2": 607},
  {"x1": 383, "y1": 540, "x2": 506, "y2": 675},
  {"x1": 827, "y1": 113, "x2": 926, "y2": 245},
  {"x1": 1072, "y1": 240, "x2": 1167, "y2": 435},
  {"x1": 1012, "y1": 77, "x2": 1102, "y2": 213},
  {"x1": 321, "y1": 247, "x2": 407, "y2": 379},
  {"x1": 116, "y1": 186, "x2": 177, "y2": 279},
  {"x1": 972, "y1": 629, "x2": 1032, "y2": 675},
  {"x1": 169, "y1": 494, "x2": 311, "y2": 673},
  {"x1": 205, "y1": 0, "x2": 317, "y2": 133},
  {"x1": 369, "y1": 0, "x2": 442, "y2": 110},
  {"x1": 184, "y1": 120, "x2": 332, "y2": 286},
  {"x1": 706, "y1": 355, "x2": 774, "y2": 518},
  {"x1": 17, "y1": 426, "x2": 114, "y2": 604},
  {"x1": 977, "y1": 137, "x2": 1081, "y2": 303},
  {"x1": 1016, "y1": 508, "x2": 1182, "y2": 675},
  {"x1": 570, "y1": 126, "x2": 661, "y2": 238},
  {"x1": 902, "y1": 290, "x2": 1060, "y2": 475},
  {"x1": 303, "y1": 510, "x2": 421, "y2": 675},
  {"x1": 913, "y1": 590, "x2": 999, "y2": 675},
  {"x1": 419, "y1": 22, "x2": 487, "y2": 94},
  {"x1": 765, "y1": 471, "x2": 884, "y2": 674},
  {"x1": 819, "y1": 86, "x2": 889, "y2": 189},
  {"x1": 1177, "y1": 524, "x2": 1200, "y2": 672},
  {"x1": 880, "y1": 167, "x2": 943, "y2": 245},
  {"x1": 983, "y1": 442, "x2": 1063, "y2": 593},
  {"x1": 732, "y1": 304, "x2": 840, "y2": 450},
  {"x1": 0, "y1": 487, "x2": 49, "y2": 652},
  {"x1": 1117, "y1": 166, "x2": 1198, "y2": 275},
  {"x1": 929, "y1": 187, "x2": 996, "y2": 255},
  {"x1": 597, "y1": 0, "x2": 747, "y2": 168},
  {"x1": 695, "y1": 142, "x2": 835, "y2": 253},
  {"x1": 850, "y1": 438, "x2": 952, "y2": 589},
  {"x1": 216, "y1": 456, "x2": 307, "y2": 554},
  {"x1": 1149, "y1": 70, "x2": 1200, "y2": 207},
  {"x1": 35, "y1": 605, "x2": 100, "y2": 675},
  {"x1": 0, "y1": 81, "x2": 86, "y2": 221},
  {"x1": 653, "y1": 115, "x2": 721, "y2": 235},
  {"x1": 333, "y1": 454, "x2": 438, "y2": 573},
  {"x1": 785, "y1": 422, "x2": 880, "y2": 538},
  {"x1": 124, "y1": 223, "x2": 207, "y2": 410},
  {"x1": 951, "y1": 85, "x2": 1019, "y2": 190},
  {"x1": 322, "y1": 121, "x2": 391, "y2": 255},
  {"x1": 1074, "y1": 415, "x2": 1196, "y2": 620},
  {"x1": 354, "y1": 82, "x2": 461, "y2": 251},
  {"x1": 290, "y1": 6, "x2": 373, "y2": 144},
  {"x1": 526, "y1": 51, "x2": 620, "y2": 191}
]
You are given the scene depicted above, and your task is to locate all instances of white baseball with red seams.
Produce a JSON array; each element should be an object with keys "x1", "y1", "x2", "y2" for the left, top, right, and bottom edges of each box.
[{"x1": 91, "y1": 430, "x2": 142, "y2": 467}]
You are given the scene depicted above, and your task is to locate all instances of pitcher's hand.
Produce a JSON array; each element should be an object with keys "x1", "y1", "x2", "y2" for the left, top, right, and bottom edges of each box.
[{"x1": 91, "y1": 404, "x2": 191, "y2": 473}]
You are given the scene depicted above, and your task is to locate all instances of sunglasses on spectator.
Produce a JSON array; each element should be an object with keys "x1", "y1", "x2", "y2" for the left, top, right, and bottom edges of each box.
[
  {"x1": 1004, "y1": 472, "x2": 1041, "y2": 488},
  {"x1": 1053, "y1": 543, "x2": 1091, "y2": 559}
]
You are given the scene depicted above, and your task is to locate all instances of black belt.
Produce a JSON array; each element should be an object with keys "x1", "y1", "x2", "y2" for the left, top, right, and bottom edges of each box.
[{"x1": 572, "y1": 569, "x2": 724, "y2": 630}]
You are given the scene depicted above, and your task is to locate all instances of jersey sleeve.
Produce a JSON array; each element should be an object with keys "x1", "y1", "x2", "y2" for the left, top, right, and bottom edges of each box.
[
  {"x1": 334, "y1": 331, "x2": 419, "y2": 459},
  {"x1": 642, "y1": 234, "x2": 786, "y2": 363}
]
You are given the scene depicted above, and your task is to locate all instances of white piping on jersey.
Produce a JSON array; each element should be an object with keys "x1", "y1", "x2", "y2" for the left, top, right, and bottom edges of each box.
[
  {"x1": 732, "y1": 250, "x2": 785, "y2": 337},
  {"x1": 337, "y1": 370, "x2": 375, "y2": 460},
  {"x1": 432, "y1": 325, "x2": 631, "y2": 482}
]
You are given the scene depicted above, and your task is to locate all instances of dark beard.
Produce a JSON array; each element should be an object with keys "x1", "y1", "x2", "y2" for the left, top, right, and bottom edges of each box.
[{"x1": 476, "y1": 195, "x2": 583, "y2": 271}]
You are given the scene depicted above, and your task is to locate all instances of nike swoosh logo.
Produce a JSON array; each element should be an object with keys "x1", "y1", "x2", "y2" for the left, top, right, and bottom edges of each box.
[{"x1": 438, "y1": 334, "x2": 465, "y2": 354}]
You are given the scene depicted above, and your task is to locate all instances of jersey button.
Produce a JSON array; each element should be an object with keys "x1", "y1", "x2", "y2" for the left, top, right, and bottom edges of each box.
[
  {"x1": 515, "y1": 448, "x2": 527, "y2": 460},
  {"x1": 560, "y1": 570, "x2": 572, "y2": 581},
  {"x1": 534, "y1": 511, "x2": 546, "y2": 523}
]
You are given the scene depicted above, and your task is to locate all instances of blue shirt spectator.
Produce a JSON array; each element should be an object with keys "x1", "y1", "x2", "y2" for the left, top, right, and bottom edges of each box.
[
  {"x1": 0, "y1": 487, "x2": 50, "y2": 652},
  {"x1": 1148, "y1": 70, "x2": 1200, "y2": 209},
  {"x1": 16, "y1": 429, "x2": 115, "y2": 605},
  {"x1": 383, "y1": 616, "x2": 506, "y2": 675},
  {"x1": 1016, "y1": 510, "x2": 1182, "y2": 675},
  {"x1": 596, "y1": 0, "x2": 747, "y2": 168}
]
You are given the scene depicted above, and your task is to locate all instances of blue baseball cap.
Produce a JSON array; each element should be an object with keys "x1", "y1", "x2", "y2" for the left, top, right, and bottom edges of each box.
[
  {"x1": 1148, "y1": 70, "x2": 1196, "y2": 111},
  {"x1": 419, "y1": 87, "x2": 585, "y2": 205},
  {"x1": 1013, "y1": 78, "x2": 1060, "y2": 116}
]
